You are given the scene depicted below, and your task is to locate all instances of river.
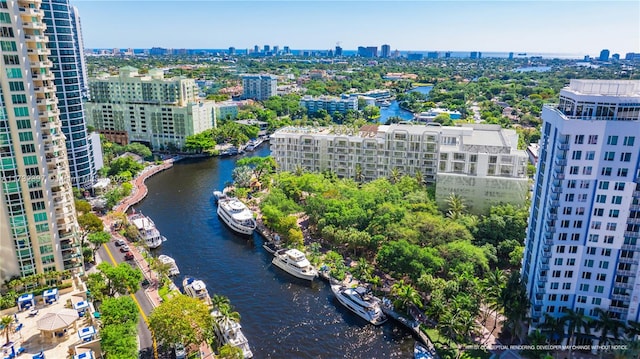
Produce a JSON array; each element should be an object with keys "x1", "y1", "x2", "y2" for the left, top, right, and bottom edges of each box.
[
  {"x1": 135, "y1": 145, "x2": 415, "y2": 358},
  {"x1": 378, "y1": 85, "x2": 433, "y2": 124}
]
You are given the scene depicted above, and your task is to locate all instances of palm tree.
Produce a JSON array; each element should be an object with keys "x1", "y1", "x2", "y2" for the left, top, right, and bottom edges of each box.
[
  {"x1": 211, "y1": 295, "x2": 231, "y2": 311},
  {"x1": 414, "y1": 171, "x2": 424, "y2": 186},
  {"x1": 446, "y1": 193, "x2": 466, "y2": 220},
  {"x1": 562, "y1": 308, "x2": 591, "y2": 359},
  {"x1": 390, "y1": 280, "x2": 422, "y2": 312},
  {"x1": 1, "y1": 315, "x2": 13, "y2": 345},
  {"x1": 626, "y1": 320, "x2": 640, "y2": 340},
  {"x1": 538, "y1": 313, "x2": 565, "y2": 344},
  {"x1": 388, "y1": 167, "x2": 401, "y2": 184},
  {"x1": 522, "y1": 330, "x2": 549, "y2": 359},
  {"x1": 591, "y1": 308, "x2": 625, "y2": 358},
  {"x1": 354, "y1": 163, "x2": 363, "y2": 183},
  {"x1": 437, "y1": 310, "x2": 460, "y2": 346}
]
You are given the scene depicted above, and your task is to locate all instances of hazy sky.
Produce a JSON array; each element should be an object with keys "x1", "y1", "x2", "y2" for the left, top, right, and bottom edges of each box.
[{"x1": 71, "y1": 0, "x2": 640, "y2": 56}]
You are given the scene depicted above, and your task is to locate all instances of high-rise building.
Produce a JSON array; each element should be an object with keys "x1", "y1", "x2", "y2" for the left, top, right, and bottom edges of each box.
[
  {"x1": 69, "y1": 6, "x2": 88, "y2": 99},
  {"x1": 241, "y1": 74, "x2": 277, "y2": 101},
  {"x1": 253, "y1": 45, "x2": 259, "y2": 54},
  {"x1": 263, "y1": 45, "x2": 270, "y2": 53},
  {"x1": 228, "y1": 47, "x2": 236, "y2": 55},
  {"x1": 272, "y1": 45, "x2": 279, "y2": 55},
  {"x1": 86, "y1": 67, "x2": 215, "y2": 149},
  {"x1": 357, "y1": 46, "x2": 377, "y2": 58},
  {"x1": 283, "y1": 46, "x2": 290, "y2": 54},
  {"x1": 41, "y1": 0, "x2": 96, "y2": 189},
  {"x1": 523, "y1": 80, "x2": 640, "y2": 333},
  {"x1": 427, "y1": 51, "x2": 438, "y2": 59},
  {"x1": 299, "y1": 95, "x2": 358, "y2": 115},
  {"x1": 599, "y1": 49, "x2": 610, "y2": 62},
  {"x1": 334, "y1": 45, "x2": 342, "y2": 57},
  {"x1": 271, "y1": 123, "x2": 528, "y2": 214},
  {"x1": 380, "y1": 44, "x2": 390, "y2": 58},
  {"x1": 0, "y1": 0, "x2": 82, "y2": 281}
]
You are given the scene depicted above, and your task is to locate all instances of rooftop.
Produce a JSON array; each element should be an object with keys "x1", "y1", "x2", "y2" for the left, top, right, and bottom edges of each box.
[{"x1": 566, "y1": 79, "x2": 640, "y2": 96}]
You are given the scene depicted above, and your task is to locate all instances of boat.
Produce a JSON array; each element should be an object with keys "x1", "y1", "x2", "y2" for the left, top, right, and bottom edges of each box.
[
  {"x1": 271, "y1": 249, "x2": 318, "y2": 281},
  {"x1": 157, "y1": 255, "x2": 180, "y2": 276},
  {"x1": 262, "y1": 241, "x2": 281, "y2": 254},
  {"x1": 212, "y1": 190, "x2": 227, "y2": 202},
  {"x1": 217, "y1": 197, "x2": 256, "y2": 235},
  {"x1": 246, "y1": 137, "x2": 264, "y2": 152},
  {"x1": 414, "y1": 342, "x2": 434, "y2": 359},
  {"x1": 330, "y1": 284, "x2": 387, "y2": 325},
  {"x1": 211, "y1": 311, "x2": 253, "y2": 358},
  {"x1": 128, "y1": 212, "x2": 166, "y2": 249},
  {"x1": 182, "y1": 277, "x2": 212, "y2": 307}
]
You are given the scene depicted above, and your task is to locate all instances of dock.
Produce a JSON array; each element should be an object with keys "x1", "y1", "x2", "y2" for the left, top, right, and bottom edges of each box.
[{"x1": 381, "y1": 304, "x2": 440, "y2": 359}]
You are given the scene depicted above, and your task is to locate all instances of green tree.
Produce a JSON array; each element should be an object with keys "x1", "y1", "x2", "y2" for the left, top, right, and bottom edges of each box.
[
  {"x1": 362, "y1": 105, "x2": 380, "y2": 121},
  {"x1": 75, "y1": 199, "x2": 92, "y2": 214},
  {"x1": 149, "y1": 295, "x2": 214, "y2": 354},
  {"x1": 184, "y1": 130, "x2": 217, "y2": 153},
  {"x1": 78, "y1": 212, "x2": 103, "y2": 243},
  {"x1": 100, "y1": 323, "x2": 138, "y2": 359},
  {"x1": 1, "y1": 315, "x2": 13, "y2": 345},
  {"x1": 125, "y1": 142, "x2": 152, "y2": 159},
  {"x1": 390, "y1": 280, "x2": 422, "y2": 313},
  {"x1": 538, "y1": 313, "x2": 564, "y2": 344},
  {"x1": 591, "y1": 308, "x2": 625, "y2": 358},
  {"x1": 87, "y1": 231, "x2": 110, "y2": 258},
  {"x1": 100, "y1": 296, "x2": 139, "y2": 327},
  {"x1": 446, "y1": 193, "x2": 466, "y2": 220},
  {"x1": 236, "y1": 156, "x2": 276, "y2": 182},
  {"x1": 218, "y1": 344, "x2": 243, "y2": 359},
  {"x1": 562, "y1": 308, "x2": 592, "y2": 358},
  {"x1": 94, "y1": 262, "x2": 143, "y2": 297}
]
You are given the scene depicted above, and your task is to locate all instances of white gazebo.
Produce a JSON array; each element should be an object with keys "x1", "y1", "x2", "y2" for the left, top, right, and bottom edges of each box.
[
  {"x1": 43, "y1": 288, "x2": 58, "y2": 304},
  {"x1": 36, "y1": 308, "x2": 79, "y2": 342}
]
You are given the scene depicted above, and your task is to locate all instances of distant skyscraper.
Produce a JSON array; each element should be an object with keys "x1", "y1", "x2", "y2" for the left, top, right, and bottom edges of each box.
[
  {"x1": 407, "y1": 53, "x2": 423, "y2": 61},
  {"x1": 599, "y1": 49, "x2": 610, "y2": 61},
  {"x1": 228, "y1": 47, "x2": 236, "y2": 55},
  {"x1": 445, "y1": 51, "x2": 452, "y2": 58},
  {"x1": 334, "y1": 45, "x2": 343, "y2": 57},
  {"x1": 253, "y1": 45, "x2": 259, "y2": 54},
  {"x1": 612, "y1": 53, "x2": 620, "y2": 61},
  {"x1": 381, "y1": 44, "x2": 390, "y2": 58},
  {"x1": 357, "y1": 46, "x2": 377, "y2": 58},
  {"x1": 263, "y1": 45, "x2": 270, "y2": 53},
  {"x1": 523, "y1": 80, "x2": 640, "y2": 333},
  {"x1": 470, "y1": 51, "x2": 478, "y2": 59},
  {"x1": 283, "y1": 46, "x2": 290, "y2": 54},
  {"x1": 427, "y1": 51, "x2": 438, "y2": 59},
  {"x1": 42, "y1": 0, "x2": 97, "y2": 189},
  {"x1": 0, "y1": 0, "x2": 83, "y2": 281},
  {"x1": 508, "y1": 52, "x2": 514, "y2": 60},
  {"x1": 273, "y1": 46, "x2": 279, "y2": 55}
]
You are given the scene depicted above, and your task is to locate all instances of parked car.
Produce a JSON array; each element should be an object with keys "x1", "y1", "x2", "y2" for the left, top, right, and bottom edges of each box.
[
  {"x1": 120, "y1": 245, "x2": 130, "y2": 253},
  {"x1": 124, "y1": 252, "x2": 134, "y2": 261},
  {"x1": 174, "y1": 343, "x2": 186, "y2": 359},
  {"x1": 115, "y1": 239, "x2": 126, "y2": 247}
]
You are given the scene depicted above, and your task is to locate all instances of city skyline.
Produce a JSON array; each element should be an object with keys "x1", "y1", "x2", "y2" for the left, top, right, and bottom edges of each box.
[{"x1": 71, "y1": 1, "x2": 639, "y2": 56}]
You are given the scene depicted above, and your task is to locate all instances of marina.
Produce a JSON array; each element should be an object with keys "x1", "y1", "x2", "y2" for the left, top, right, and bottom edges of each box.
[
  {"x1": 128, "y1": 211, "x2": 166, "y2": 249},
  {"x1": 136, "y1": 145, "x2": 416, "y2": 357}
]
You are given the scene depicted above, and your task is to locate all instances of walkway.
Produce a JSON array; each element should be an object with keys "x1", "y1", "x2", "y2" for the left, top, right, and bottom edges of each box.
[{"x1": 114, "y1": 159, "x2": 174, "y2": 214}]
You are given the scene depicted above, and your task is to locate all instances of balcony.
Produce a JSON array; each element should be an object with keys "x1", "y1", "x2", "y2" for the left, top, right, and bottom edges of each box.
[
  {"x1": 621, "y1": 244, "x2": 640, "y2": 251},
  {"x1": 555, "y1": 158, "x2": 567, "y2": 166},
  {"x1": 27, "y1": 47, "x2": 50, "y2": 56},
  {"x1": 60, "y1": 242, "x2": 80, "y2": 251},
  {"x1": 613, "y1": 282, "x2": 634, "y2": 290},
  {"x1": 619, "y1": 257, "x2": 639, "y2": 265},
  {"x1": 547, "y1": 226, "x2": 556, "y2": 233},
  {"x1": 611, "y1": 293, "x2": 630, "y2": 301},
  {"x1": 616, "y1": 269, "x2": 635, "y2": 277},
  {"x1": 624, "y1": 231, "x2": 640, "y2": 239},
  {"x1": 32, "y1": 72, "x2": 54, "y2": 81},
  {"x1": 24, "y1": 34, "x2": 48, "y2": 43},
  {"x1": 553, "y1": 172, "x2": 565, "y2": 180},
  {"x1": 542, "y1": 251, "x2": 552, "y2": 258},
  {"x1": 630, "y1": 204, "x2": 640, "y2": 211},
  {"x1": 633, "y1": 190, "x2": 640, "y2": 198},
  {"x1": 557, "y1": 143, "x2": 570, "y2": 151},
  {"x1": 551, "y1": 187, "x2": 562, "y2": 193},
  {"x1": 34, "y1": 84, "x2": 55, "y2": 93},
  {"x1": 627, "y1": 218, "x2": 640, "y2": 225},
  {"x1": 550, "y1": 200, "x2": 560, "y2": 207},
  {"x1": 608, "y1": 306, "x2": 629, "y2": 314},
  {"x1": 22, "y1": 22, "x2": 46, "y2": 30},
  {"x1": 18, "y1": 7, "x2": 41, "y2": 16}
]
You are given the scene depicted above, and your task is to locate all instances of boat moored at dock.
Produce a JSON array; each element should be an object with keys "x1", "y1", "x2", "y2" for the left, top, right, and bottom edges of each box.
[
  {"x1": 183, "y1": 277, "x2": 212, "y2": 307},
  {"x1": 128, "y1": 211, "x2": 166, "y2": 249},
  {"x1": 211, "y1": 310, "x2": 253, "y2": 358},
  {"x1": 158, "y1": 254, "x2": 180, "y2": 276},
  {"x1": 330, "y1": 284, "x2": 387, "y2": 325},
  {"x1": 217, "y1": 196, "x2": 256, "y2": 235},
  {"x1": 272, "y1": 248, "x2": 318, "y2": 281}
]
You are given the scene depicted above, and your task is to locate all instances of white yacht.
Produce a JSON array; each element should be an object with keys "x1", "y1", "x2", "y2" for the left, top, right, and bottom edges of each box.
[
  {"x1": 183, "y1": 277, "x2": 212, "y2": 307},
  {"x1": 212, "y1": 190, "x2": 227, "y2": 202},
  {"x1": 211, "y1": 311, "x2": 253, "y2": 358},
  {"x1": 128, "y1": 212, "x2": 166, "y2": 249},
  {"x1": 330, "y1": 284, "x2": 388, "y2": 325},
  {"x1": 157, "y1": 255, "x2": 180, "y2": 276},
  {"x1": 217, "y1": 197, "x2": 256, "y2": 235},
  {"x1": 272, "y1": 249, "x2": 318, "y2": 281}
]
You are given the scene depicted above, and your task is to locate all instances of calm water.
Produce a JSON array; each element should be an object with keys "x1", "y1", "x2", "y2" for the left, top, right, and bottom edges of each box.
[
  {"x1": 135, "y1": 145, "x2": 414, "y2": 358},
  {"x1": 379, "y1": 86, "x2": 433, "y2": 123}
]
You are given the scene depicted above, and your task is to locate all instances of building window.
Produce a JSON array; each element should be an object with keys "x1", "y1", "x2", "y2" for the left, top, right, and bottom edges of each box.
[
  {"x1": 583, "y1": 166, "x2": 592, "y2": 175},
  {"x1": 575, "y1": 135, "x2": 584, "y2": 144},
  {"x1": 551, "y1": 282, "x2": 559, "y2": 289},
  {"x1": 553, "y1": 270, "x2": 561, "y2": 278},
  {"x1": 604, "y1": 235, "x2": 614, "y2": 243},
  {"x1": 572, "y1": 151, "x2": 582, "y2": 160},
  {"x1": 563, "y1": 207, "x2": 572, "y2": 215},
  {"x1": 564, "y1": 271, "x2": 573, "y2": 278},
  {"x1": 591, "y1": 221, "x2": 601, "y2": 230},
  {"x1": 596, "y1": 273, "x2": 607, "y2": 281},
  {"x1": 604, "y1": 152, "x2": 615, "y2": 161},
  {"x1": 582, "y1": 272, "x2": 592, "y2": 279},
  {"x1": 567, "y1": 258, "x2": 575, "y2": 266},
  {"x1": 588, "y1": 135, "x2": 598, "y2": 144},
  {"x1": 596, "y1": 194, "x2": 606, "y2": 203},
  {"x1": 554, "y1": 258, "x2": 563, "y2": 265},
  {"x1": 571, "y1": 233, "x2": 580, "y2": 241},
  {"x1": 569, "y1": 246, "x2": 578, "y2": 253},
  {"x1": 576, "y1": 207, "x2": 585, "y2": 215},
  {"x1": 585, "y1": 151, "x2": 595, "y2": 160},
  {"x1": 611, "y1": 196, "x2": 622, "y2": 205},
  {"x1": 607, "y1": 136, "x2": 618, "y2": 145},
  {"x1": 609, "y1": 209, "x2": 619, "y2": 218},
  {"x1": 599, "y1": 261, "x2": 609, "y2": 269},
  {"x1": 623, "y1": 136, "x2": 635, "y2": 146},
  {"x1": 618, "y1": 168, "x2": 628, "y2": 177},
  {"x1": 556, "y1": 246, "x2": 565, "y2": 253},
  {"x1": 579, "y1": 283, "x2": 589, "y2": 291},
  {"x1": 562, "y1": 283, "x2": 572, "y2": 290},
  {"x1": 614, "y1": 182, "x2": 625, "y2": 191},
  {"x1": 567, "y1": 180, "x2": 576, "y2": 189},
  {"x1": 620, "y1": 152, "x2": 632, "y2": 162},
  {"x1": 601, "y1": 167, "x2": 612, "y2": 176},
  {"x1": 570, "y1": 166, "x2": 579, "y2": 175},
  {"x1": 561, "y1": 220, "x2": 570, "y2": 228},
  {"x1": 588, "y1": 234, "x2": 599, "y2": 242}
]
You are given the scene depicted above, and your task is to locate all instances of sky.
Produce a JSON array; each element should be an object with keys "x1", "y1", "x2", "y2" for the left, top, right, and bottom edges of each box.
[{"x1": 71, "y1": 0, "x2": 640, "y2": 56}]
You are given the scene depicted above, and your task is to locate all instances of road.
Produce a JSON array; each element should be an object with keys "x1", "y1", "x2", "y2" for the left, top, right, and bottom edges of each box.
[{"x1": 98, "y1": 239, "x2": 170, "y2": 358}]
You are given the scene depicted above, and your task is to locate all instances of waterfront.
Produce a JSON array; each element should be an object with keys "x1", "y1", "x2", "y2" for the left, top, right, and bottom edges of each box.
[
  {"x1": 135, "y1": 146, "x2": 415, "y2": 358},
  {"x1": 379, "y1": 86, "x2": 433, "y2": 123}
]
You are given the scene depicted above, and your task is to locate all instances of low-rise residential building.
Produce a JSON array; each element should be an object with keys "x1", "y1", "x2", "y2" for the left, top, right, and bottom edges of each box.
[
  {"x1": 214, "y1": 101, "x2": 239, "y2": 121},
  {"x1": 271, "y1": 123, "x2": 529, "y2": 214},
  {"x1": 300, "y1": 95, "x2": 358, "y2": 115},
  {"x1": 86, "y1": 67, "x2": 215, "y2": 149}
]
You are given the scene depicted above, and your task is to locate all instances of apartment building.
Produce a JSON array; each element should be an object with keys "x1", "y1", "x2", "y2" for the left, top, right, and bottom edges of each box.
[
  {"x1": 0, "y1": 0, "x2": 82, "y2": 281},
  {"x1": 523, "y1": 80, "x2": 640, "y2": 335},
  {"x1": 241, "y1": 74, "x2": 277, "y2": 101},
  {"x1": 271, "y1": 123, "x2": 528, "y2": 214},
  {"x1": 85, "y1": 66, "x2": 215, "y2": 149},
  {"x1": 299, "y1": 95, "x2": 358, "y2": 115},
  {"x1": 41, "y1": 0, "x2": 96, "y2": 189}
]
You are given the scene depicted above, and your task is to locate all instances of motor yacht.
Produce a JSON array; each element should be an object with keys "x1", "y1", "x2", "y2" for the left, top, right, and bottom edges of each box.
[
  {"x1": 272, "y1": 249, "x2": 318, "y2": 281},
  {"x1": 330, "y1": 284, "x2": 387, "y2": 325},
  {"x1": 217, "y1": 197, "x2": 256, "y2": 235}
]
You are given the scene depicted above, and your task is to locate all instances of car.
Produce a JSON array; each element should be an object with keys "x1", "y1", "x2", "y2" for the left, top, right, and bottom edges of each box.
[
  {"x1": 115, "y1": 239, "x2": 126, "y2": 247},
  {"x1": 174, "y1": 343, "x2": 186, "y2": 359},
  {"x1": 119, "y1": 245, "x2": 130, "y2": 253},
  {"x1": 124, "y1": 252, "x2": 134, "y2": 261}
]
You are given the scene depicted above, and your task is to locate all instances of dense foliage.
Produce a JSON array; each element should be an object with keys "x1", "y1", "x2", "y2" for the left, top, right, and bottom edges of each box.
[{"x1": 99, "y1": 296, "x2": 139, "y2": 359}]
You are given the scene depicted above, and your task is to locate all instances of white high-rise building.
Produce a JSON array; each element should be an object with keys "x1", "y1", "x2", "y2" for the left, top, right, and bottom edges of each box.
[
  {"x1": 523, "y1": 80, "x2": 640, "y2": 335},
  {"x1": 241, "y1": 74, "x2": 277, "y2": 101},
  {"x1": 0, "y1": 0, "x2": 82, "y2": 281},
  {"x1": 271, "y1": 123, "x2": 529, "y2": 214}
]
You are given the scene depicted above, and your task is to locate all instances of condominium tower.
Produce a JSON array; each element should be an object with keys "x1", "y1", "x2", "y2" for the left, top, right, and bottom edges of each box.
[
  {"x1": 271, "y1": 123, "x2": 529, "y2": 214},
  {"x1": 41, "y1": 0, "x2": 96, "y2": 189},
  {"x1": 241, "y1": 74, "x2": 277, "y2": 101},
  {"x1": 299, "y1": 95, "x2": 358, "y2": 115},
  {"x1": 0, "y1": 0, "x2": 82, "y2": 281},
  {"x1": 523, "y1": 80, "x2": 640, "y2": 333},
  {"x1": 86, "y1": 66, "x2": 215, "y2": 149}
]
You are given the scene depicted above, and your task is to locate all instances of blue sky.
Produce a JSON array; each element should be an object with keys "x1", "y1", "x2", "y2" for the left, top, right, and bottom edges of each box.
[{"x1": 71, "y1": 1, "x2": 639, "y2": 56}]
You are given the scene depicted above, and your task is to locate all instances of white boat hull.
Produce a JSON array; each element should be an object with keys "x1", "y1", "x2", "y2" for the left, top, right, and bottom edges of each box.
[
  {"x1": 217, "y1": 207, "x2": 255, "y2": 235},
  {"x1": 331, "y1": 284, "x2": 387, "y2": 326},
  {"x1": 217, "y1": 198, "x2": 256, "y2": 235},
  {"x1": 272, "y1": 257, "x2": 317, "y2": 281}
]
